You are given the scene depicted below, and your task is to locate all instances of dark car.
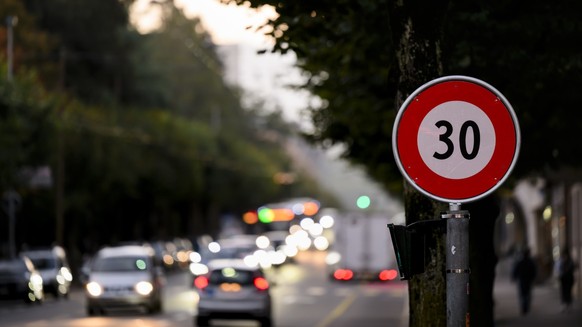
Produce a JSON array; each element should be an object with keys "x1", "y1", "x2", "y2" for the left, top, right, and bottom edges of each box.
[
  {"x1": 0, "y1": 256, "x2": 44, "y2": 304},
  {"x1": 21, "y1": 246, "x2": 73, "y2": 299}
]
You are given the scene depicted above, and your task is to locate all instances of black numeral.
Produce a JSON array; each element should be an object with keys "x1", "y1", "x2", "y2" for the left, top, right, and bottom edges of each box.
[{"x1": 433, "y1": 120, "x2": 480, "y2": 160}]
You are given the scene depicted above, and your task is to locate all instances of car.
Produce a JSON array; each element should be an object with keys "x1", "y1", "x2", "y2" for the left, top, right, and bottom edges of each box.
[
  {"x1": 189, "y1": 237, "x2": 259, "y2": 285},
  {"x1": 194, "y1": 259, "x2": 273, "y2": 327},
  {"x1": 84, "y1": 245, "x2": 165, "y2": 315},
  {"x1": 21, "y1": 246, "x2": 73, "y2": 298},
  {"x1": 0, "y1": 255, "x2": 44, "y2": 304}
]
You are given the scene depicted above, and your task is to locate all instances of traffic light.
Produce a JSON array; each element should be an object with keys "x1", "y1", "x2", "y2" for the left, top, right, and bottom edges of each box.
[
  {"x1": 387, "y1": 219, "x2": 445, "y2": 280},
  {"x1": 356, "y1": 195, "x2": 371, "y2": 209},
  {"x1": 243, "y1": 211, "x2": 258, "y2": 224},
  {"x1": 258, "y1": 207, "x2": 275, "y2": 223}
]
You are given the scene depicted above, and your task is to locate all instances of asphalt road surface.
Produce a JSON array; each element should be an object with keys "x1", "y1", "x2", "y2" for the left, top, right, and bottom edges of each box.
[{"x1": 0, "y1": 251, "x2": 408, "y2": 327}]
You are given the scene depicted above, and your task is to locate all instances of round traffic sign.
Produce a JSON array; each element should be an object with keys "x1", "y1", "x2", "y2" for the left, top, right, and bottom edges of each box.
[{"x1": 392, "y1": 76, "x2": 520, "y2": 203}]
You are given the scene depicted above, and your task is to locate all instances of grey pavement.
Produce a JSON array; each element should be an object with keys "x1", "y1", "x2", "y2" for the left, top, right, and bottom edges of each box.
[{"x1": 494, "y1": 269, "x2": 581, "y2": 327}]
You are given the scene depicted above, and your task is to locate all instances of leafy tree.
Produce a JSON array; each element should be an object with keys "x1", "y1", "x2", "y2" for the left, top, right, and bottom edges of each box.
[
  {"x1": 0, "y1": 67, "x2": 56, "y2": 190},
  {"x1": 0, "y1": 0, "x2": 57, "y2": 85},
  {"x1": 23, "y1": 0, "x2": 138, "y2": 104}
]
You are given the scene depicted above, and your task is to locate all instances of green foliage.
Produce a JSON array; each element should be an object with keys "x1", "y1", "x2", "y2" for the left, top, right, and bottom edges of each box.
[
  {"x1": 0, "y1": 67, "x2": 56, "y2": 189},
  {"x1": 23, "y1": 0, "x2": 137, "y2": 104},
  {"x1": 230, "y1": 0, "x2": 582, "y2": 190},
  {"x1": 0, "y1": 1, "x2": 335, "y2": 251},
  {"x1": 444, "y1": 0, "x2": 582, "y2": 178}
]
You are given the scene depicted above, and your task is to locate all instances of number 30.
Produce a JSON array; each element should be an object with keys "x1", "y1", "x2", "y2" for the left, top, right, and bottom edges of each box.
[{"x1": 433, "y1": 120, "x2": 480, "y2": 160}]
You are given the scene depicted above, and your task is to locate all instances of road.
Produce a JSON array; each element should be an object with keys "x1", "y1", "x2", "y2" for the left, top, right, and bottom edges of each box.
[{"x1": 0, "y1": 251, "x2": 408, "y2": 327}]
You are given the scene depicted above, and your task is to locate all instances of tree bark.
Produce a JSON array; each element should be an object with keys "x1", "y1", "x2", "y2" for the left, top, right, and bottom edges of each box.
[
  {"x1": 389, "y1": 2, "x2": 500, "y2": 325},
  {"x1": 389, "y1": 1, "x2": 451, "y2": 326}
]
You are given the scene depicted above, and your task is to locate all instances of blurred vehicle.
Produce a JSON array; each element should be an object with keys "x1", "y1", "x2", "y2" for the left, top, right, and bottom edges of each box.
[
  {"x1": 21, "y1": 246, "x2": 73, "y2": 298},
  {"x1": 198, "y1": 235, "x2": 279, "y2": 271},
  {"x1": 262, "y1": 231, "x2": 288, "y2": 249},
  {"x1": 172, "y1": 238, "x2": 193, "y2": 269},
  {"x1": 190, "y1": 236, "x2": 259, "y2": 282},
  {"x1": 84, "y1": 245, "x2": 165, "y2": 315},
  {"x1": 0, "y1": 255, "x2": 44, "y2": 304},
  {"x1": 326, "y1": 211, "x2": 399, "y2": 282},
  {"x1": 150, "y1": 240, "x2": 176, "y2": 271},
  {"x1": 194, "y1": 259, "x2": 272, "y2": 327},
  {"x1": 262, "y1": 230, "x2": 297, "y2": 264}
]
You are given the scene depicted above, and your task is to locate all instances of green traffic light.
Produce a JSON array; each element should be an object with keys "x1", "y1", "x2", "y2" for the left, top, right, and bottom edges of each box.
[
  {"x1": 258, "y1": 207, "x2": 274, "y2": 223},
  {"x1": 356, "y1": 195, "x2": 371, "y2": 209}
]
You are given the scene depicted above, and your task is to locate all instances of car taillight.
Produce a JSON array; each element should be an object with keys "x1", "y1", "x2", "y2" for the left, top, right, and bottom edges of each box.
[
  {"x1": 253, "y1": 277, "x2": 269, "y2": 291},
  {"x1": 333, "y1": 269, "x2": 354, "y2": 281},
  {"x1": 194, "y1": 276, "x2": 209, "y2": 290},
  {"x1": 379, "y1": 269, "x2": 398, "y2": 281}
]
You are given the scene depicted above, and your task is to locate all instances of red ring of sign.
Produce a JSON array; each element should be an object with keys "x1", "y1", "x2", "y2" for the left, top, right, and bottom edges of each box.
[{"x1": 394, "y1": 78, "x2": 519, "y2": 202}]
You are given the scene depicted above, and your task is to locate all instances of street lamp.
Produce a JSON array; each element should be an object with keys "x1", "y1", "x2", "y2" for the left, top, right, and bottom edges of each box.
[{"x1": 6, "y1": 16, "x2": 18, "y2": 81}]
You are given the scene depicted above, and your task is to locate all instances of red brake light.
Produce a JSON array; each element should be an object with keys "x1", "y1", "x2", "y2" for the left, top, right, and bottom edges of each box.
[
  {"x1": 254, "y1": 277, "x2": 269, "y2": 291},
  {"x1": 194, "y1": 276, "x2": 209, "y2": 289},
  {"x1": 333, "y1": 269, "x2": 354, "y2": 281},
  {"x1": 344, "y1": 269, "x2": 354, "y2": 280},
  {"x1": 379, "y1": 269, "x2": 398, "y2": 281}
]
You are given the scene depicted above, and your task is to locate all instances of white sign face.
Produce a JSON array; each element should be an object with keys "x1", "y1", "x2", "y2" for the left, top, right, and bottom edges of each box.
[{"x1": 417, "y1": 101, "x2": 496, "y2": 180}]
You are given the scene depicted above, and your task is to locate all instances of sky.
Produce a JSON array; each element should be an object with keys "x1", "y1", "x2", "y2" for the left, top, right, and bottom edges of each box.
[{"x1": 132, "y1": 0, "x2": 277, "y2": 46}]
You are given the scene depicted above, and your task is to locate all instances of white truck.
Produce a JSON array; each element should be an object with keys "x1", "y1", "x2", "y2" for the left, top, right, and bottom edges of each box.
[{"x1": 325, "y1": 211, "x2": 399, "y2": 282}]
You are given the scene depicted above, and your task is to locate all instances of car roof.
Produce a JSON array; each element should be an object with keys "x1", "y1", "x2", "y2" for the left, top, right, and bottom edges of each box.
[
  {"x1": 96, "y1": 245, "x2": 155, "y2": 258},
  {"x1": 21, "y1": 246, "x2": 67, "y2": 258},
  {"x1": 218, "y1": 236, "x2": 257, "y2": 245}
]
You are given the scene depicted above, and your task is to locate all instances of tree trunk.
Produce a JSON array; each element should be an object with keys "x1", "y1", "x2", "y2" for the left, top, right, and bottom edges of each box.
[
  {"x1": 389, "y1": 1, "x2": 451, "y2": 326},
  {"x1": 389, "y1": 2, "x2": 500, "y2": 326}
]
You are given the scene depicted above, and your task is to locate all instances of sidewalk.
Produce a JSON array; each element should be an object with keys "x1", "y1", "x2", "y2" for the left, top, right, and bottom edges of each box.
[{"x1": 493, "y1": 275, "x2": 581, "y2": 327}]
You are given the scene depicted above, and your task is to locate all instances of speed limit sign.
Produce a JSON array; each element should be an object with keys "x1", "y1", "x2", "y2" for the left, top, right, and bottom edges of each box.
[{"x1": 392, "y1": 75, "x2": 520, "y2": 203}]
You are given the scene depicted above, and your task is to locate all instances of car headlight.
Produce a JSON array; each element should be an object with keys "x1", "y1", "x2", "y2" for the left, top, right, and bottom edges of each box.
[
  {"x1": 86, "y1": 282, "x2": 103, "y2": 297},
  {"x1": 60, "y1": 267, "x2": 73, "y2": 282},
  {"x1": 135, "y1": 281, "x2": 153, "y2": 296},
  {"x1": 30, "y1": 274, "x2": 43, "y2": 285},
  {"x1": 28, "y1": 274, "x2": 43, "y2": 291},
  {"x1": 189, "y1": 263, "x2": 209, "y2": 275}
]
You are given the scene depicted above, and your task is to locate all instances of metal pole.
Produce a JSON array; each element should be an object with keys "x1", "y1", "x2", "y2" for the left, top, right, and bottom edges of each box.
[
  {"x1": 6, "y1": 16, "x2": 17, "y2": 81},
  {"x1": 442, "y1": 203, "x2": 470, "y2": 327},
  {"x1": 4, "y1": 190, "x2": 21, "y2": 258}
]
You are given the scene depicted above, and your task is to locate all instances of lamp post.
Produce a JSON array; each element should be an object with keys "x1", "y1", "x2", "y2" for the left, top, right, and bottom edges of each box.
[
  {"x1": 3, "y1": 190, "x2": 21, "y2": 258},
  {"x1": 6, "y1": 16, "x2": 18, "y2": 81}
]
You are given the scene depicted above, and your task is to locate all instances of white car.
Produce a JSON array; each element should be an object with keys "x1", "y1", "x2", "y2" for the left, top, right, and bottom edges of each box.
[
  {"x1": 21, "y1": 246, "x2": 73, "y2": 299},
  {"x1": 85, "y1": 245, "x2": 164, "y2": 315},
  {"x1": 194, "y1": 259, "x2": 273, "y2": 327}
]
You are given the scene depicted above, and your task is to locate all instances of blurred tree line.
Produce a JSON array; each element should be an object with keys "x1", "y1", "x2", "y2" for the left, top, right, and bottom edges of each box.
[
  {"x1": 0, "y1": 0, "x2": 338, "y2": 262},
  {"x1": 226, "y1": 0, "x2": 582, "y2": 326}
]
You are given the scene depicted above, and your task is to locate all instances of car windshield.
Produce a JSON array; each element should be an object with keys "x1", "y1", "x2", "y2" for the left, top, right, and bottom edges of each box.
[
  {"x1": 28, "y1": 257, "x2": 57, "y2": 269},
  {"x1": 0, "y1": 260, "x2": 26, "y2": 272},
  {"x1": 92, "y1": 256, "x2": 149, "y2": 272},
  {"x1": 209, "y1": 267, "x2": 255, "y2": 285}
]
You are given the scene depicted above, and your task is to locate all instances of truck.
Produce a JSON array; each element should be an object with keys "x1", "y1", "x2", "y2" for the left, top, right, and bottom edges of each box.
[{"x1": 325, "y1": 211, "x2": 399, "y2": 282}]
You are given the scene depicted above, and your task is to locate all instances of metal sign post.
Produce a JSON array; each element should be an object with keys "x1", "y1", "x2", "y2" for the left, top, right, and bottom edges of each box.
[
  {"x1": 442, "y1": 203, "x2": 470, "y2": 327},
  {"x1": 391, "y1": 76, "x2": 521, "y2": 327},
  {"x1": 3, "y1": 190, "x2": 21, "y2": 258}
]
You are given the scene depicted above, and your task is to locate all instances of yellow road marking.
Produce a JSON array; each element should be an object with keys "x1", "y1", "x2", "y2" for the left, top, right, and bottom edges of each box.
[{"x1": 315, "y1": 292, "x2": 358, "y2": 327}]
